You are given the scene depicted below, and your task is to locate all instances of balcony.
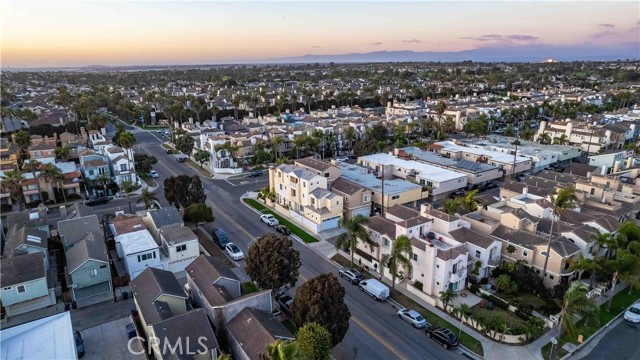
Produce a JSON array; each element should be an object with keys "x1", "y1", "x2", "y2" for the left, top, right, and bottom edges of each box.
[
  {"x1": 449, "y1": 267, "x2": 467, "y2": 283},
  {"x1": 487, "y1": 256, "x2": 501, "y2": 268}
]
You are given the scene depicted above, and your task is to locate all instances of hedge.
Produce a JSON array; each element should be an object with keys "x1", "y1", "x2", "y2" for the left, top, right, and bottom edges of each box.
[{"x1": 482, "y1": 293, "x2": 509, "y2": 310}]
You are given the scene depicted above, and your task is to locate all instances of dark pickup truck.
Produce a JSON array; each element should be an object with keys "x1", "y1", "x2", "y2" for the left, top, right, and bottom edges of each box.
[{"x1": 84, "y1": 197, "x2": 109, "y2": 206}]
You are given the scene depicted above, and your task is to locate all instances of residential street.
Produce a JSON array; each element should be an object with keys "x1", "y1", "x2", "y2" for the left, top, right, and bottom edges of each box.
[
  {"x1": 579, "y1": 319, "x2": 640, "y2": 360},
  {"x1": 133, "y1": 130, "x2": 466, "y2": 360}
]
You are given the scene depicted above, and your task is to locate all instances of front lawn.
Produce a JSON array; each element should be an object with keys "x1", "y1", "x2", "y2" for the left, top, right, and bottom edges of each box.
[
  {"x1": 471, "y1": 304, "x2": 529, "y2": 333},
  {"x1": 541, "y1": 287, "x2": 640, "y2": 360},
  {"x1": 243, "y1": 198, "x2": 318, "y2": 243}
]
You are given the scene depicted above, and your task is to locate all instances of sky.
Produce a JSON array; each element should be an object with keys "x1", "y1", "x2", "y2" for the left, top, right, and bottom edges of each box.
[{"x1": 1, "y1": 0, "x2": 639, "y2": 67}]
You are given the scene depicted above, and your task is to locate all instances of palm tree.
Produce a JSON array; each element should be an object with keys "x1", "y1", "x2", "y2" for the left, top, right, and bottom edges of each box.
[
  {"x1": 553, "y1": 134, "x2": 569, "y2": 145},
  {"x1": 335, "y1": 215, "x2": 374, "y2": 268},
  {"x1": 456, "y1": 303, "x2": 472, "y2": 322},
  {"x1": 12, "y1": 130, "x2": 31, "y2": 162},
  {"x1": 496, "y1": 274, "x2": 512, "y2": 293},
  {"x1": 137, "y1": 188, "x2": 158, "y2": 209},
  {"x1": 1, "y1": 169, "x2": 26, "y2": 211},
  {"x1": 22, "y1": 159, "x2": 43, "y2": 204},
  {"x1": 381, "y1": 235, "x2": 412, "y2": 290},
  {"x1": 511, "y1": 139, "x2": 521, "y2": 179},
  {"x1": 121, "y1": 180, "x2": 134, "y2": 213},
  {"x1": 55, "y1": 146, "x2": 71, "y2": 162},
  {"x1": 435, "y1": 101, "x2": 447, "y2": 129},
  {"x1": 442, "y1": 117, "x2": 456, "y2": 134},
  {"x1": 264, "y1": 339, "x2": 298, "y2": 360},
  {"x1": 270, "y1": 136, "x2": 283, "y2": 162},
  {"x1": 538, "y1": 132, "x2": 552, "y2": 145},
  {"x1": 558, "y1": 283, "x2": 599, "y2": 340},
  {"x1": 438, "y1": 288, "x2": 458, "y2": 312},
  {"x1": 41, "y1": 163, "x2": 66, "y2": 204},
  {"x1": 442, "y1": 198, "x2": 461, "y2": 215},
  {"x1": 569, "y1": 253, "x2": 601, "y2": 282},
  {"x1": 542, "y1": 188, "x2": 578, "y2": 278},
  {"x1": 461, "y1": 189, "x2": 479, "y2": 212}
]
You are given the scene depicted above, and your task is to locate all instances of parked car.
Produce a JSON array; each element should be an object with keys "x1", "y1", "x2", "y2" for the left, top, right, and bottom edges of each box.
[
  {"x1": 166, "y1": 148, "x2": 173, "y2": 154},
  {"x1": 212, "y1": 228, "x2": 230, "y2": 248},
  {"x1": 425, "y1": 325, "x2": 459, "y2": 349},
  {"x1": 84, "y1": 197, "x2": 109, "y2": 206},
  {"x1": 450, "y1": 189, "x2": 466, "y2": 198},
  {"x1": 274, "y1": 224, "x2": 291, "y2": 235},
  {"x1": 248, "y1": 170, "x2": 262, "y2": 177},
  {"x1": 149, "y1": 170, "x2": 159, "y2": 178},
  {"x1": 225, "y1": 243, "x2": 244, "y2": 261},
  {"x1": 359, "y1": 278, "x2": 390, "y2": 301},
  {"x1": 177, "y1": 157, "x2": 186, "y2": 163},
  {"x1": 338, "y1": 268, "x2": 362, "y2": 284},
  {"x1": 624, "y1": 301, "x2": 640, "y2": 324},
  {"x1": 335, "y1": 156, "x2": 349, "y2": 162},
  {"x1": 74, "y1": 330, "x2": 85, "y2": 358},
  {"x1": 260, "y1": 214, "x2": 279, "y2": 227},
  {"x1": 397, "y1": 309, "x2": 428, "y2": 328}
]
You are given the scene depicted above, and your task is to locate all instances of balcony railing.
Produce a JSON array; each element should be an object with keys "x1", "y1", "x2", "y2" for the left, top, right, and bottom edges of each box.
[
  {"x1": 449, "y1": 267, "x2": 467, "y2": 282},
  {"x1": 487, "y1": 256, "x2": 501, "y2": 267}
]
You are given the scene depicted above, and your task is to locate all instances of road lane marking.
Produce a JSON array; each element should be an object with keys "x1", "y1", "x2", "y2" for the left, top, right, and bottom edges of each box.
[{"x1": 351, "y1": 316, "x2": 407, "y2": 360}]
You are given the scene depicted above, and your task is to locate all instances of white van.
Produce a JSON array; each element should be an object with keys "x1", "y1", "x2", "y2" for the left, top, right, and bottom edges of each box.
[{"x1": 359, "y1": 279, "x2": 390, "y2": 301}]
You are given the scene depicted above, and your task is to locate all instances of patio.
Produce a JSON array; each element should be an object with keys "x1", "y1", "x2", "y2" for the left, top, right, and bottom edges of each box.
[{"x1": 451, "y1": 289, "x2": 483, "y2": 308}]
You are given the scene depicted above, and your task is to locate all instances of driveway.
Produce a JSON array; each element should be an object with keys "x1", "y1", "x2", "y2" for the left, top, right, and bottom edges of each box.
[{"x1": 81, "y1": 316, "x2": 145, "y2": 360}]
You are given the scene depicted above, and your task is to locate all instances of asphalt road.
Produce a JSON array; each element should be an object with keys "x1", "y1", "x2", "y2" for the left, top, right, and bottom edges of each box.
[
  {"x1": 582, "y1": 319, "x2": 640, "y2": 360},
  {"x1": 133, "y1": 130, "x2": 465, "y2": 360}
]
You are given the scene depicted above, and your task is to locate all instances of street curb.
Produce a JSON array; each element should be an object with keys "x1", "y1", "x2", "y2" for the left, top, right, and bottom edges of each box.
[{"x1": 560, "y1": 311, "x2": 627, "y2": 360}]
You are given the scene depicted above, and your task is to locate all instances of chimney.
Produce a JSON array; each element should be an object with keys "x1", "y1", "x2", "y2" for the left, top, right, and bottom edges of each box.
[
  {"x1": 614, "y1": 160, "x2": 621, "y2": 173},
  {"x1": 601, "y1": 165, "x2": 608, "y2": 175},
  {"x1": 626, "y1": 157, "x2": 633, "y2": 169}
]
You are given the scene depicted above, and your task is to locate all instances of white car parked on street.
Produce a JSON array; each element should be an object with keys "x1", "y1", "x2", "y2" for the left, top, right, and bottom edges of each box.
[
  {"x1": 225, "y1": 243, "x2": 245, "y2": 261},
  {"x1": 260, "y1": 214, "x2": 279, "y2": 227},
  {"x1": 624, "y1": 301, "x2": 640, "y2": 324}
]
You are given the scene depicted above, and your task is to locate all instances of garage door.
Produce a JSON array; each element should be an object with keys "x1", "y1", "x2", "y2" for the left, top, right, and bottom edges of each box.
[
  {"x1": 321, "y1": 217, "x2": 340, "y2": 231},
  {"x1": 7, "y1": 295, "x2": 54, "y2": 317}
]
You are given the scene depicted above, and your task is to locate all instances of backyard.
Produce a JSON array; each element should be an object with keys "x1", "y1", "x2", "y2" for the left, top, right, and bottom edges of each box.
[{"x1": 243, "y1": 198, "x2": 318, "y2": 243}]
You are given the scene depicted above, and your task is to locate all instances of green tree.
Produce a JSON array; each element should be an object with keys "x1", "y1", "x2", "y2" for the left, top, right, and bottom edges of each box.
[
  {"x1": 120, "y1": 180, "x2": 134, "y2": 213},
  {"x1": 291, "y1": 274, "x2": 351, "y2": 347},
  {"x1": 0, "y1": 169, "x2": 26, "y2": 210},
  {"x1": 504, "y1": 125, "x2": 516, "y2": 137},
  {"x1": 435, "y1": 100, "x2": 447, "y2": 128},
  {"x1": 568, "y1": 253, "x2": 601, "y2": 282},
  {"x1": 264, "y1": 339, "x2": 298, "y2": 360},
  {"x1": 537, "y1": 132, "x2": 551, "y2": 145},
  {"x1": 438, "y1": 288, "x2": 458, "y2": 312},
  {"x1": 542, "y1": 188, "x2": 578, "y2": 278},
  {"x1": 558, "y1": 283, "x2": 599, "y2": 340},
  {"x1": 496, "y1": 274, "x2": 512, "y2": 293},
  {"x1": 183, "y1": 203, "x2": 214, "y2": 230},
  {"x1": 553, "y1": 134, "x2": 569, "y2": 145},
  {"x1": 442, "y1": 198, "x2": 461, "y2": 215},
  {"x1": 137, "y1": 188, "x2": 159, "y2": 209},
  {"x1": 115, "y1": 130, "x2": 136, "y2": 150},
  {"x1": 296, "y1": 323, "x2": 331, "y2": 360},
  {"x1": 163, "y1": 175, "x2": 206, "y2": 209},
  {"x1": 194, "y1": 150, "x2": 211, "y2": 168},
  {"x1": 41, "y1": 163, "x2": 66, "y2": 205},
  {"x1": 257, "y1": 187, "x2": 276, "y2": 203},
  {"x1": 520, "y1": 128, "x2": 535, "y2": 141},
  {"x1": 245, "y1": 233, "x2": 301, "y2": 293},
  {"x1": 55, "y1": 146, "x2": 71, "y2": 162},
  {"x1": 335, "y1": 215, "x2": 374, "y2": 268},
  {"x1": 461, "y1": 189, "x2": 479, "y2": 212},
  {"x1": 134, "y1": 154, "x2": 158, "y2": 173},
  {"x1": 381, "y1": 235, "x2": 412, "y2": 290},
  {"x1": 176, "y1": 135, "x2": 195, "y2": 159},
  {"x1": 22, "y1": 159, "x2": 43, "y2": 204},
  {"x1": 12, "y1": 130, "x2": 31, "y2": 161}
]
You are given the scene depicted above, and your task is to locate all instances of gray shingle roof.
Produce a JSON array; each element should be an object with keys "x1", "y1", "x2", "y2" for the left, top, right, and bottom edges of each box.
[
  {"x1": 295, "y1": 157, "x2": 335, "y2": 172},
  {"x1": 65, "y1": 233, "x2": 108, "y2": 273},
  {"x1": 331, "y1": 177, "x2": 365, "y2": 195},
  {"x1": 277, "y1": 164, "x2": 320, "y2": 181},
  {"x1": 436, "y1": 245, "x2": 468, "y2": 261},
  {"x1": 367, "y1": 216, "x2": 396, "y2": 239},
  {"x1": 4, "y1": 226, "x2": 48, "y2": 258},
  {"x1": 227, "y1": 308, "x2": 294, "y2": 360},
  {"x1": 151, "y1": 309, "x2": 218, "y2": 360},
  {"x1": 147, "y1": 208, "x2": 183, "y2": 229},
  {"x1": 0, "y1": 252, "x2": 46, "y2": 287},
  {"x1": 160, "y1": 225, "x2": 197, "y2": 245},
  {"x1": 130, "y1": 268, "x2": 188, "y2": 325},
  {"x1": 186, "y1": 255, "x2": 239, "y2": 306},
  {"x1": 57, "y1": 215, "x2": 101, "y2": 246},
  {"x1": 450, "y1": 227, "x2": 496, "y2": 249},
  {"x1": 386, "y1": 204, "x2": 419, "y2": 221}
]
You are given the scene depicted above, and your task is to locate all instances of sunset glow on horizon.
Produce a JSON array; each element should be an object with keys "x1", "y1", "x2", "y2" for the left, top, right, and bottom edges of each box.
[{"x1": 1, "y1": 1, "x2": 639, "y2": 67}]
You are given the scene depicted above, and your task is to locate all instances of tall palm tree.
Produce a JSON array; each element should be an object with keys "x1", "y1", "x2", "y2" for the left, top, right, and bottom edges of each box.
[
  {"x1": 568, "y1": 253, "x2": 601, "y2": 282},
  {"x1": 55, "y1": 146, "x2": 71, "y2": 162},
  {"x1": 121, "y1": 180, "x2": 134, "y2": 213},
  {"x1": 542, "y1": 188, "x2": 578, "y2": 278},
  {"x1": 439, "y1": 288, "x2": 458, "y2": 312},
  {"x1": 511, "y1": 139, "x2": 521, "y2": 179},
  {"x1": 22, "y1": 159, "x2": 43, "y2": 203},
  {"x1": 1, "y1": 169, "x2": 26, "y2": 211},
  {"x1": 264, "y1": 339, "x2": 298, "y2": 360},
  {"x1": 12, "y1": 130, "x2": 31, "y2": 162},
  {"x1": 553, "y1": 134, "x2": 569, "y2": 145},
  {"x1": 538, "y1": 132, "x2": 551, "y2": 145},
  {"x1": 381, "y1": 235, "x2": 413, "y2": 290},
  {"x1": 137, "y1": 188, "x2": 158, "y2": 209},
  {"x1": 435, "y1": 101, "x2": 447, "y2": 129},
  {"x1": 461, "y1": 189, "x2": 479, "y2": 212},
  {"x1": 558, "y1": 283, "x2": 599, "y2": 340},
  {"x1": 41, "y1": 163, "x2": 66, "y2": 204},
  {"x1": 442, "y1": 198, "x2": 461, "y2": 215},
  {"x1": 335, "y1": 215, "x2": 374, "y2": 268},
  {"x1": 270, "y1": 136, "x2": 283, "y2": 162}
]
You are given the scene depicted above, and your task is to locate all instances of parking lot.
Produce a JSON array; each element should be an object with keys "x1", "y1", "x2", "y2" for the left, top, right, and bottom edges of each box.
[{"x1": 80, "y1": 316, "x2": 146, "y2": 360}]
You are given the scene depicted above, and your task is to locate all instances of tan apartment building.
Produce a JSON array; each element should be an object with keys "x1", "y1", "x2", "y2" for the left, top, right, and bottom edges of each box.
[
  {"x1": 294, "y1": 157, "x2": 340, "y2": 183},
  {"x1": 330, "y1": 177, "x2": 372, "y2": 219},
  {"x1": 0, "y1": 137, "x2": 19, "y2": 170},
  {"x1": 269, "y1": 164, "x2": 343, "y2": 233}
]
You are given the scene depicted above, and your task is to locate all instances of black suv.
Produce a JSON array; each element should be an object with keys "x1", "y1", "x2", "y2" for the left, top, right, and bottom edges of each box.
[
  {"x1": 425, "y1": 325, "x2": 459, "y2": 349},
  {"x1": 84, "y1": 197, "x2": 109, "y2": 206},
  {"x1": 274, "y1": 225, "x2": 291, "y2": 235},
  {"x1": 248, "y1": 170, "x2": 262, "y2": 178}
]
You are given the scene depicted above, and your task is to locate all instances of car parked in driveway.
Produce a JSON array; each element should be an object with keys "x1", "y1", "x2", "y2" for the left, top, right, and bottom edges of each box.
[
  {"x1": 260, "y1": 214, "x2": 279, "y2": 227},
  {"x1": 624, "y1": 301, "x2": 640, "y2": 324},
  {"x1": 274, "y1": 224, "x2": 291, "y2": 235},
  {"x1": 425, "y1": 325, "x2": 459, "y2": 349},
  {"x1": 338, "y1": 268, "x2": 362, "y2": 284},
  {"x1": 397, "y1": 309, "x2": 428, "y2": 328},
  {"x1": 225, "y1": 243, "x2": 244, "y2": 261}
]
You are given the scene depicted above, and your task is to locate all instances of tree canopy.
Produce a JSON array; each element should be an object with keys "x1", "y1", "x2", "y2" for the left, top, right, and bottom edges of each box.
[
  {"x1": 183, "y1": 203, "x2": 214, "y2": 229},
  {"x1": 176, "y1": 135, "x2": 195, "y2": 158},
  {"x1": 291, "y1": 273, "x2": 351, "y2": 347},
  {"x1": 296, "y1": 323, "x2": 331, "y2": 360},
  {"x1": 245, "y1": 233, "x2": 301, "y2": 293},
  {"x1": 164, "y1": 175, "x2": 206, "y2": 209}
]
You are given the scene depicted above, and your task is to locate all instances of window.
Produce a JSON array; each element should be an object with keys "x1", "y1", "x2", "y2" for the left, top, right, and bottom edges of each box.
[
  {"x1": 17, "y1": 285, "x2": 26, "y2": 293},
  {"x1": 291, "y1": 189, "x2": 296, "y2": 197},
  {"x1": 90, "y1": 269, "x2": 98, "y2": 277},
  {"x1": 523, "y1": 250, "x2": 528, "y2": 257},
  {"x1": 88, "y1": 170, "x2": 95, "y2": 176},
  {"x1": 177, "y1": 244, "x2": 187, "y2": 252},
  {"x1": 100, "y1": 265, "x2": 107, "y2": 269},
  {"x1": 452, "y1": 264, "x2": 458, "y2": 274},
  {"x1": 324, "y1": 173, "x2": 330, "y2": 178},
  {"x1": 383, "y1": 238, "x2": 390, "y2": 247},
  {"x1": 458, "y1": 178, "x2": 464, "y2": 183},
  {"x1": 391, "y1": 195, "x2": 400, "y2": 200},
  {"x1": 303, "y1": 181, "x2": 306, "y2": 188},
  {"x1": 477, "y1": 173, "x2": 482, "y2": 178},
  {"x1": 549, "y1": 275, "x2": 554, "y2": 280},
  {"x1": 138, "y1": 252, "x2": 156, "y2": 262},
  {"x1": 427, "y1": 181, "x2": 433, "y2": 187},
  {"x1": 541, "y1": 251, "x2": 548, "y2": 257},
  {"x1": 413, "y1": 253, "x2": 418, "y2": 261},
  {"x1": 279, "y1": 184, "x2": 283, "y2": 190},
  {"x1": 364, "y1": 195, "x2": 370, "y2": 202},
  {"x1": 3, "y1": 287, "x2": 11, "y2": 291},
  {"x1": 590, "y1": 188, "x2": 595, "y2": 195},
  {"x1": 475, "y1": 250, "x2": 481, "y2": 258},
  {"x1": 120, "y1": 164, "x2": 128, "y2": 171}
]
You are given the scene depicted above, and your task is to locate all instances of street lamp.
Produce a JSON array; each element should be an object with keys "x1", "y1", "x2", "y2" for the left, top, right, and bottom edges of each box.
[{"x1": 549, "y1": 336, "x2": 558, "y2": 359}]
